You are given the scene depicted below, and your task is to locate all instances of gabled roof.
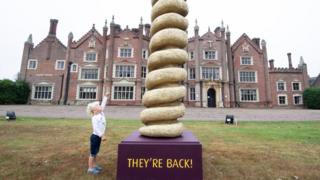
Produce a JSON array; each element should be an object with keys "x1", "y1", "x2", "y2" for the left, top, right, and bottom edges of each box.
[
  {"x1": 72, "y1": 27, "x2": 104, "y2": 48},
  {"x1": 34, "y1": 35, "x2": 67, "y2": 50},
  {"x1": 231, "y1": 33, "x2": 262, "y2": 54},
  {"x1": 313, "y1": 74, "x2": 320, "y2": 86}
]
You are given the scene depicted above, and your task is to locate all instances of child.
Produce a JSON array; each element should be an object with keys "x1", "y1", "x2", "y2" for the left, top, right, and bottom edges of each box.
[{"x1": 86, "y1": 92, "x2": 109, "y2": 175}]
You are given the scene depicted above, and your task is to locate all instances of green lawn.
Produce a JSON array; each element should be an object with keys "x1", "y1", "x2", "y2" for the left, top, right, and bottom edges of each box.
[{"x1": 0, "y1": 118, "x2": 319, "y2": 180}]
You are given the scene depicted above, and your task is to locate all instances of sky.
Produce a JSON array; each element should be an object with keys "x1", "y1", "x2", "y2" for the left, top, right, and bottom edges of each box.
[{"x1": 0, "y1": 0, "x2": 319, "y2": 80}]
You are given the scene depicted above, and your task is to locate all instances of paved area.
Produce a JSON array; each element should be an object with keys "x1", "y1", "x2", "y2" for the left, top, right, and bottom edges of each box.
[{"x1": 1, "y1": 105, "x2": 320, "y2": 121}]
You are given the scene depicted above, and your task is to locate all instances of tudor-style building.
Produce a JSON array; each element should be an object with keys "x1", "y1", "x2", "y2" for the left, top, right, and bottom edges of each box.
[{"x1": 19, "y1": 19, "x2": 310, "y2": 108}]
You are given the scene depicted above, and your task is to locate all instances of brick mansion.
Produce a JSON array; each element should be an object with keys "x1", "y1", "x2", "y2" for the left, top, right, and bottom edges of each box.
[{"x1": 19, "y1": 19, "x2": 309, "y2": 108}]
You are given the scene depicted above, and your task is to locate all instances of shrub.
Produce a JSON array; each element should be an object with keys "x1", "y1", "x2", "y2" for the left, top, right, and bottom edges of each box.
[
  {"x1": 303, "y1": 87, "x2": 320, "y2": 109},
  {"x1": 0, "y1": 79, "x2": 30, "y2": 104}
]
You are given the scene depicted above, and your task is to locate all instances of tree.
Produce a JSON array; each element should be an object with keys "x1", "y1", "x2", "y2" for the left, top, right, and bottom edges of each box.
[
  {"x1": 0, "y1": 79, "x2": 30, "y2": 104},
  {"x1": 303, "y1": 87, "x2": 320, "y2": 109}
]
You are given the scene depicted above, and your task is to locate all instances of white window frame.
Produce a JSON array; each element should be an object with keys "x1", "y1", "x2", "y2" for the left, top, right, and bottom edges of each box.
[
  {"x1": 112, "y1": 85, "x2": 136, "y2": 101},
  {"x1": 238, "y1": 71, "x2": 257, "y2": 83},
  {"x1": 31, "y1": 83, "x2": 54, "y2": 100},
  {"x1": 141, "y1": 66, "x2": 147, "y2": 79},
  {"x1": 239, "y1": 88, "x2": 259, "y2": 102},
  {"x1": 277, "y1": 94, "x2": 288, "y2": 106},
  {"x1": 55, "y1": 60, "x2": 65, "y2": 70},
  {"x1": 203, "y1": 50, "x2": 217, "y2": 60},
  {"x1": 71, "y1": 63, "x2": 78, "y2": 73},
  {"x1": 292, "y1": 82, "x2": 302, "y2": 91},
  {"x1": 200, "y1": 67, "x2": 221, "y2": 80},
  {"x1": 118, "y1": 47, "x2": 134, "y2": 58},
  {"x1": 84, "y1": 51, "x2": 98, "y2": 62},
  {"x1": 142, "y1": 49, "x2": 148, "y2": 60},
  {"x1": 113, "y1": 64, "x2": 136, "y2": 78},
  {"x1": 189, "y1": 51, "x2": 194, "y2": 60},
  {"x1": 293, "y1": 94, "x2": 303, "y2": 105},
  {"x1": 240, "y1": 56, "x2": 253, "y2": 65},
  {"x1": 79, "y1": 67, "x2": 100, "y2": 81},
  {"x1": 189, "y1": 68, "x2": 196, "y2": 80},
  {"x1": 189, "y1": 87, "x2": 196, "y2": 101},
  {"x1": 77, "y1": 85, "x2": 98, "y2": 100},
  {"x1": 27, "y1": 59, "x2": 38, "y2": 70},
  {"x1": 276, "y1": 81, "x2": 287, "y2": 91}
]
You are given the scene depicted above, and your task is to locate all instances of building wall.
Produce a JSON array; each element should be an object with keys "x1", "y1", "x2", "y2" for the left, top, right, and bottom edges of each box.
[{"x1": 20, "y1": 19, "x2": 310, "y2": 108}]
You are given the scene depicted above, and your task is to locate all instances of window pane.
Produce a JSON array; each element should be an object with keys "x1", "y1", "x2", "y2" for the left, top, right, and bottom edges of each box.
[{"x1": 113, "y1": 86, "x2": 134, "y2": 100}]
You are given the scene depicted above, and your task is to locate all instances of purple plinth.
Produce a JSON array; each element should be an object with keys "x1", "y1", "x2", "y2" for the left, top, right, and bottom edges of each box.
[{"x1": 116, "y1": 131, "x2": 203, "y2": 180}]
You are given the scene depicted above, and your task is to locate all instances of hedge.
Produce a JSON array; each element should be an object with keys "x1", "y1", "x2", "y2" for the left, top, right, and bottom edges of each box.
[
  {"x1": 303, "y1": 87, "x2": 320, "y2": 109},
  {"x1": 0, "y1": 79, "x2": 30, "y2": 104}
]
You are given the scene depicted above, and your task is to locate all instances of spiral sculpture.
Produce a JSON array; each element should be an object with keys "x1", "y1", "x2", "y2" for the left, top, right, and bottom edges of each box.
[{"x1": 139, "y1": 0, "x2": 189, "y2": 137}]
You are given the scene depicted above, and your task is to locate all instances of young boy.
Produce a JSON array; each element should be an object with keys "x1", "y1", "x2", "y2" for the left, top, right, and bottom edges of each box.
[{"x1": 86, "y1": 92, "x2": 109, "y2": 175}]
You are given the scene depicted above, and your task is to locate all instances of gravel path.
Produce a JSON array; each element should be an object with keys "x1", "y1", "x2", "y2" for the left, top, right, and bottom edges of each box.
[{"x1": 1, "y1": 105, "x2": 320, "y2": 121}]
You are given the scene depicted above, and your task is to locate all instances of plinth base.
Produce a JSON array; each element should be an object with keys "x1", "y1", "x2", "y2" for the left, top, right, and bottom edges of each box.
[{"x1": 116, "y1": 131, "x2": 203, "y2": 180}]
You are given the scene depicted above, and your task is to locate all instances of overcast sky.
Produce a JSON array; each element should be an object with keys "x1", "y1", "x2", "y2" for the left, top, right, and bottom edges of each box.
[{"x1": 0, "y1": 0, "x2": 319, "y2": 80}]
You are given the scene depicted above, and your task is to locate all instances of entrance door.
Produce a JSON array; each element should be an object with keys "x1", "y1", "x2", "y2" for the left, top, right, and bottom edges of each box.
[{"x1": 207, "y1": 88, "x2": 216, "y2": 108}]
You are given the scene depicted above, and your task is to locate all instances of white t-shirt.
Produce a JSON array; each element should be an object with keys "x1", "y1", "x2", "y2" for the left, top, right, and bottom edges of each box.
[{"x1": 91, "y1": 96, "x2": 107, "y2": 137}]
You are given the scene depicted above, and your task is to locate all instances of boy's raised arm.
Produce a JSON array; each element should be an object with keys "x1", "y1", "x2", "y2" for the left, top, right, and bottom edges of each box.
[{"x1": 101, "y1": 92, "x2": 109, "y2": 110}]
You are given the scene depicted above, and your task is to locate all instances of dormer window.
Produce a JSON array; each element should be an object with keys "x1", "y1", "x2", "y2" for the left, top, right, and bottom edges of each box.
[
  {"x1": 204, "y1": 50, "x2": 217, "y2": 60},
  {"x1": 85, "y1": 52, "x2": 97, "y2": 62},
  {"x1": 119, "y1": 48, "x2": 133, "y2": 58}
]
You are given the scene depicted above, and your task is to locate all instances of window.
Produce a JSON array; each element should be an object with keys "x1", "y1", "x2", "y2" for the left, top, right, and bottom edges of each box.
[
  {"x1": 293, "y1": 95, "x2": 303, "y2": 105},
  {"x1": 204, "y1": 50, "x2": 216, "y2": 60},
  {"x1": 142, "y1": 49, "x2": 148, "y2": 59},
  {"x1": 28, "y1": 59, "x2": 37, "y2": 70},
  {"x1": 292, "y1": 82, "x2": 301, "y2": 91},
  {"x1": 115, "y1": 65, "x2": 135, "y2": 78},
  {"x1": 80, "y1": 68, "x2": 99, "y2": 80},
  {"x1": 241, "y1": 57, "x2": 252, "y2": 65},
  {"x1": 55, "y1": 60, "x2": 65, "y2": 70},
  {"x1": 189, "y1": 87, "x2": 196, "y2": 101},
  {"x1": 239, "y1": 71, "x2": 256, "y2": 83},
  {"x1": 120, "y1": 48, "x2": 133, "y2": 58},
  {"x1": 278, "y1": 95, "x2": 287, "y2": 105},
  {"x1": 201, "y1": 67, "x2": 220, "y2": 80},
  {"x1": 113, "y1": 86, "x2": 134, "y2": 100},
  {"x1": 141, "y1": 87, "x2": 146, "y2": 99},
  {"x1": 79, "y1": 87, "x2": 97, "y2": 100},
  {"x1": 71, "y1": 64, "x2": 78, "y2": 73},
  {"x1": 85, "y1": 52, "x2": 97, "y2": 62},
  {"x1": 141, "y1": 66, "x2": 147, "y2": 79},
  {"x1": 240, "y1": 89, "x2": 258, "y2": 102},
  {"x1": 33, "y1": 85, "x2": 53, "y2": 100},
  {"x1": 189, "y1": 51, "x2": 194, "y2": 60},
  {"x1": 277, "y1": 81, "x2": 286, "y2": 91},
  {"x1": 189, "y1": 68, "x2": 196, "y2": 80}
]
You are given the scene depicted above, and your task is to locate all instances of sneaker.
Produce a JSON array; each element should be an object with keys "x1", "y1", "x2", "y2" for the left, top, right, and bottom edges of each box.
[
  {"x1": 87, "y1": 168, "x2": 100, "y2": 175},
  {"x1": 94, "y1": 165, "x2": 103, "y2": 171}
]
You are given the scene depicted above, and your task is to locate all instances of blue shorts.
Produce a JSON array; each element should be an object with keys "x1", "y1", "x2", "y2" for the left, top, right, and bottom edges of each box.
[{"x1": 90, "y1": 134, "x2": 101, "y2": 157}]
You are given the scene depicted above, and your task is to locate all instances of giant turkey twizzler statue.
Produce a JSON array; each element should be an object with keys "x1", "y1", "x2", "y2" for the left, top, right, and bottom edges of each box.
[{"x1": 139, "y1": 0, "x2": 189, "y2": 137}]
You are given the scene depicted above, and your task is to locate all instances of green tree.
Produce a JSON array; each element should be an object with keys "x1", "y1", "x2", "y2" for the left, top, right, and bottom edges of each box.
[
  {"x1": 303, "y1": 87, "x2": 320, "y2": 109},
  {"x1": 0, "y1": 79, "x2": 30, "y2": 104}
]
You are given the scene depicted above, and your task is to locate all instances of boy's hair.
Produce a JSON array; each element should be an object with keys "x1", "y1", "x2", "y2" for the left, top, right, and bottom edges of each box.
[{"x1": 86, "y1": 101, "x2": 100, "y2": 117}]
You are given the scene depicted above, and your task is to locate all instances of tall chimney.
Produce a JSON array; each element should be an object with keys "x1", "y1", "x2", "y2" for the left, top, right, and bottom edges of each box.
[
  {"x1": 287, "y1": 52, "x2": 293, "y2": 69},
  {"x1": 49, "y1": 19, "x2": 58, "y2": 36},
  {"x1": 144, "y1": 24, "x2": 150, "y2": 37},
  {"x1": 252, "y1": 38, "x2": 260, "y2": 48},
  {"x1": 269, "y1": 59, "x2": 274, "y2": 69}
]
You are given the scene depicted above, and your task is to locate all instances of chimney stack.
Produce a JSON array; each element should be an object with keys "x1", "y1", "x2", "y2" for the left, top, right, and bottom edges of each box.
[
  {"x1": 269, "y1": 59, "x2": 274, "y2": 69},
  {"x1": 49, "y1": 19, "x2": 58, "y2": 36},
  {"x1": 287, "y1": 53, "x2": 293, "y2": 69},
  {"x1": 144, "y1": 24, "x2": 150, "y2": 37},
  {"x1": 252, "y1": 38, "x2": 260, "y2": 48}
]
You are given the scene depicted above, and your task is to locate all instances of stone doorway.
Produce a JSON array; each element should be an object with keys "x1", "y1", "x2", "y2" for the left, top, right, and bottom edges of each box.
[{"x1": 207, "y1": 88, "x2": 216, "y2": 108}]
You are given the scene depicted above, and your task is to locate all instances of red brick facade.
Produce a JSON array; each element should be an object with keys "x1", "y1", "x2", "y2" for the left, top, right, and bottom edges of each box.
[{"x1": 19, "y1": 19, "x2": 309, "y2": 108}]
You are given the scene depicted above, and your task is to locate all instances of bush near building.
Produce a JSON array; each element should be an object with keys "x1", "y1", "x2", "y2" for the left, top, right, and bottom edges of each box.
[
  {"x1": 303, "y1": 87, "x2": 320, "y2": 109},
  {"x1": 0, "y1": 79, "x2": 30, "y2": 104}
]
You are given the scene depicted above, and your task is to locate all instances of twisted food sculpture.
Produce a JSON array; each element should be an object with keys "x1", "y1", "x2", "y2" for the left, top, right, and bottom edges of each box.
[{"x1": 139, "y1": 0, "x2": 189, "y2": 137}]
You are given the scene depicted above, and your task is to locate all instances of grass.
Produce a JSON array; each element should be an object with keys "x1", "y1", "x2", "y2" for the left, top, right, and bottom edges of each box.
[{"x1": 0, "y1": 117, "x2": 320, "y2": 180}]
